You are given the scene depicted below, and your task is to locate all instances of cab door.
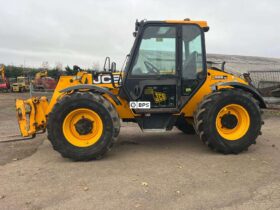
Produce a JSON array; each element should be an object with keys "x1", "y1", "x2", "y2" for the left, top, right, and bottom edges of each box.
[
  {"x1": 180, "y1": 24, "x2": 207, "y2": 100},
  {"x1": 123, "y1": 24, "x2": 180, "y2": 113}
]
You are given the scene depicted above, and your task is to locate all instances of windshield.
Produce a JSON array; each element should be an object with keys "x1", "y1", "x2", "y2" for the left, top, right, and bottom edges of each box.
[
  {"x1": 131, "y1": 26, "x2": 176, "y2": 75},
  {"x1": 17, "y1": 78, "x2": 26, "y2": 83}
]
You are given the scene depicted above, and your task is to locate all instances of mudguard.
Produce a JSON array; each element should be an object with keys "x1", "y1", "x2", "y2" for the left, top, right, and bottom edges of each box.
[
  {"x1": 216, "y1": 82, "x2": 266, "y2": 108},
  {"x1": 59, "y1": 84, "x2": 121, "y2": 105}
]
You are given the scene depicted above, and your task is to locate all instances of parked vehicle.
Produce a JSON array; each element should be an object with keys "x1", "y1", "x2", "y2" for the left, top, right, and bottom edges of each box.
[
  {"x1": 0, "y1": 65, "x2": 10, "y2": 92},
  {"x1": 11, "y1": 76, "x2": 30, "y2": 92},
  {"x1": 33, "y1": 71, "x2": 57, "y2": 90}
]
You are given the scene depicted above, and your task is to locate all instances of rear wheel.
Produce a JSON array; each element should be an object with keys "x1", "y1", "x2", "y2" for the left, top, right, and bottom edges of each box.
[
  {"x1": 47, "y1": 92, "x2": 120, "y2": 161},
  {"x1": 194, "y1": 89, "x2": 263, "y2": 154}
]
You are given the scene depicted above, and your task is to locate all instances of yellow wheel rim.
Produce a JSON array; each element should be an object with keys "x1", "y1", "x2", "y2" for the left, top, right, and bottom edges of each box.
[
  {"x1": 216, "y1": 104, "x2": 250, "y2": 141},
  {"x1": 62, "y1": 108, "x2": 103, "y2": 147}
]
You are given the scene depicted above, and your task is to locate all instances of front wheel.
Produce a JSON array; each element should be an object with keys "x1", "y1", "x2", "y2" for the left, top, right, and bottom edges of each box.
[
  {"x1": 47, "y1": 92, "x2": 120, "y2": 161},
  {"x1": 194, "y1": 89, "x2": 263, "y2": 154}
]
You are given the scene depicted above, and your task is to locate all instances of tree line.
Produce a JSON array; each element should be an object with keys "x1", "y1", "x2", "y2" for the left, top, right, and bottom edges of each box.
[{"x1": 4, "y1": 65, "x2": 96, "y2": 79}]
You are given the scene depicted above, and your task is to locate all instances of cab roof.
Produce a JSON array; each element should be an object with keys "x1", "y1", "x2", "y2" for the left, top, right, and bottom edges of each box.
[
  {"x1": 134, "y1": 19, "x2": 209, "y2": 36},
  {"x1": 165, "y1": 19, "x2": 208, "y2": 28}
]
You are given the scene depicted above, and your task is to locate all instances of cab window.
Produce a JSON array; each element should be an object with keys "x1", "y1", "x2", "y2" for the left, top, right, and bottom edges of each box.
[
  {"x1": 182, "y1": 25, "x2": 204, "y2": 80},
  {"x1": 131, "y1": 26, "x2": 176, "y2": 75}
]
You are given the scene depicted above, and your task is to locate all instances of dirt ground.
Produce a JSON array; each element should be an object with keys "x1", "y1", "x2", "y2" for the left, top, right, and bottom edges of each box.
[{"x1": 0, "y1": 93, "x2": 280, "y2": 210}]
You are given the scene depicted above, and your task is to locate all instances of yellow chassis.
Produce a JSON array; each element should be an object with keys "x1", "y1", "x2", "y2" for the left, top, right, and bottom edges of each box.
[{"x1": 16, "y1": 70, "x2": 248, "y2": 137}]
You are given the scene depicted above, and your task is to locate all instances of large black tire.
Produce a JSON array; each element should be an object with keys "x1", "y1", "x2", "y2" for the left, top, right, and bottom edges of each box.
[
  {"x1": 194, "y1": 89, "x2": 263, "y2": 154},
  {"x1": 47, "y1": 92, "x2": 120, "y2": 161},
  {"x1": 175, "y1": 117, "x2": 196, "y2": 134}
]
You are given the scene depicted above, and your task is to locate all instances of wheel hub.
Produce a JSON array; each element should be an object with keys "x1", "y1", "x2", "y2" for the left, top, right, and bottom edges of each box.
[
  {"x1": 74, "y1": 118, "x2": 93, "y2": 135},
  {"x1": 221, "y1": 113, "x2": 238, "y2": 129}
]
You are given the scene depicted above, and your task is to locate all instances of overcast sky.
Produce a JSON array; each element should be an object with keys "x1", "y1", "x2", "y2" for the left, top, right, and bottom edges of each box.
[{"x1": 0, "y1": 0, "x2": 279, "y2": 69}]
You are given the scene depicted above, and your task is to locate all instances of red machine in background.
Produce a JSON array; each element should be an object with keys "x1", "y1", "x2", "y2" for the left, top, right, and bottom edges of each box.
[
  {"x1": 0, "y1": 65, "x2": 10, "y2": 92},
  {"x1": 33, "y1": 71, "x2": 57, "y2": 90}
]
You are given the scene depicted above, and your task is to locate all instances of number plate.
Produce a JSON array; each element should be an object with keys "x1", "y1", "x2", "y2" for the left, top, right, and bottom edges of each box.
[{"x1": 129, "y1": 101, "x2": 151, "y2": 109}]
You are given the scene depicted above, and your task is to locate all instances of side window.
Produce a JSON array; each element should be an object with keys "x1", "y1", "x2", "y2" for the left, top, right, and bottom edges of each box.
[
  {"x1": 182, "y1": 25, "x2": 204, "y2": 80},
  {"x1": 131, "y1": 26, "x2": 176, "y2": 75}
]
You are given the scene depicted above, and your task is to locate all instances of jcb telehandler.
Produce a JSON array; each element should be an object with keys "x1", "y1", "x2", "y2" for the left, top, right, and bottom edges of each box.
[{"x1": 16, "y1": 19, "x2": 265, "y2": 160}]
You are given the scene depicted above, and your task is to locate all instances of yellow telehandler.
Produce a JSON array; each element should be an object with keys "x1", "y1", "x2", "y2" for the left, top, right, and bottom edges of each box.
[{"x1": 15, "y1": 19, "x2": 265, "y2": 160}]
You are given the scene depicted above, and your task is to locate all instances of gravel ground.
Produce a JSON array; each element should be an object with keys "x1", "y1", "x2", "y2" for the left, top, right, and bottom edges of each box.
[{"x1": 0, "y1": 93, "x2": 280, "y2": 210}]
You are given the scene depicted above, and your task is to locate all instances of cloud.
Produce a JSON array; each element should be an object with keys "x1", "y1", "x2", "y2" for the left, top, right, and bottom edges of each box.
[{"x1": 0, "y1": 0, "x2": 279, "y2": 68}]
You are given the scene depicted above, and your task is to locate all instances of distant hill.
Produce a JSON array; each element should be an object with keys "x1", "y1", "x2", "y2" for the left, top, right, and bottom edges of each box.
[{"x1": 208, "y1": 54, "x2": 280, "y2": 73}]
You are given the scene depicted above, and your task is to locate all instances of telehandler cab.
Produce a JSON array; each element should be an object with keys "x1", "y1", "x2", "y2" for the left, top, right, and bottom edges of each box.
[{"x1": 16, "y1": 19, "x2": 265, "y2": 160}]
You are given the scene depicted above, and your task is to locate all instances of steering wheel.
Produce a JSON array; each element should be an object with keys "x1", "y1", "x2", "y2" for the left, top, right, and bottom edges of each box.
[{"x1": 144, "y1": 61, "x2": 160, "y2": 74}]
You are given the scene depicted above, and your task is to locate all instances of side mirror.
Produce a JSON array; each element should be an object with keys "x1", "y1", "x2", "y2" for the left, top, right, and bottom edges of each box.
[
  {"x1": 221, "y1": 61, "x2": 226, "y2": 71},
  {"x1": 110, "y1": 62, "x2": 117, "y2": 72},
  {"x1": 135, "y1": 19, "x2": 140, "y2": 32},
  {"x1": 103, "y1": 57, "x2": 111, "y2": 72}
]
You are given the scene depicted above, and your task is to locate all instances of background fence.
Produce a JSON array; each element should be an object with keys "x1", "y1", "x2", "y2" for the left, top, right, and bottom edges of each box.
[{"x1": 248, "y1": 70, "x2": 280, "y2": 98}]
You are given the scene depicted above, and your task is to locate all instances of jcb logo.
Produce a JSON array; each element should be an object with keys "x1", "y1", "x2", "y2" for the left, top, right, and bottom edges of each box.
[
  {"x1": 93, "y1": 75, "x2": 122, "y2": 84},
  {"x1": 153, "y1": 91, "x2": 167, "y2": 104}
]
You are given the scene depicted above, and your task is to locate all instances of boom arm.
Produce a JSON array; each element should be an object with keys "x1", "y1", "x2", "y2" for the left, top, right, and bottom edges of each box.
[
  {"x1": 0, "y1": 65, "x2": 5, "y2": 80},
  {"x1": 35, "y1": 70, "x2": 48, "y2": 79}
]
